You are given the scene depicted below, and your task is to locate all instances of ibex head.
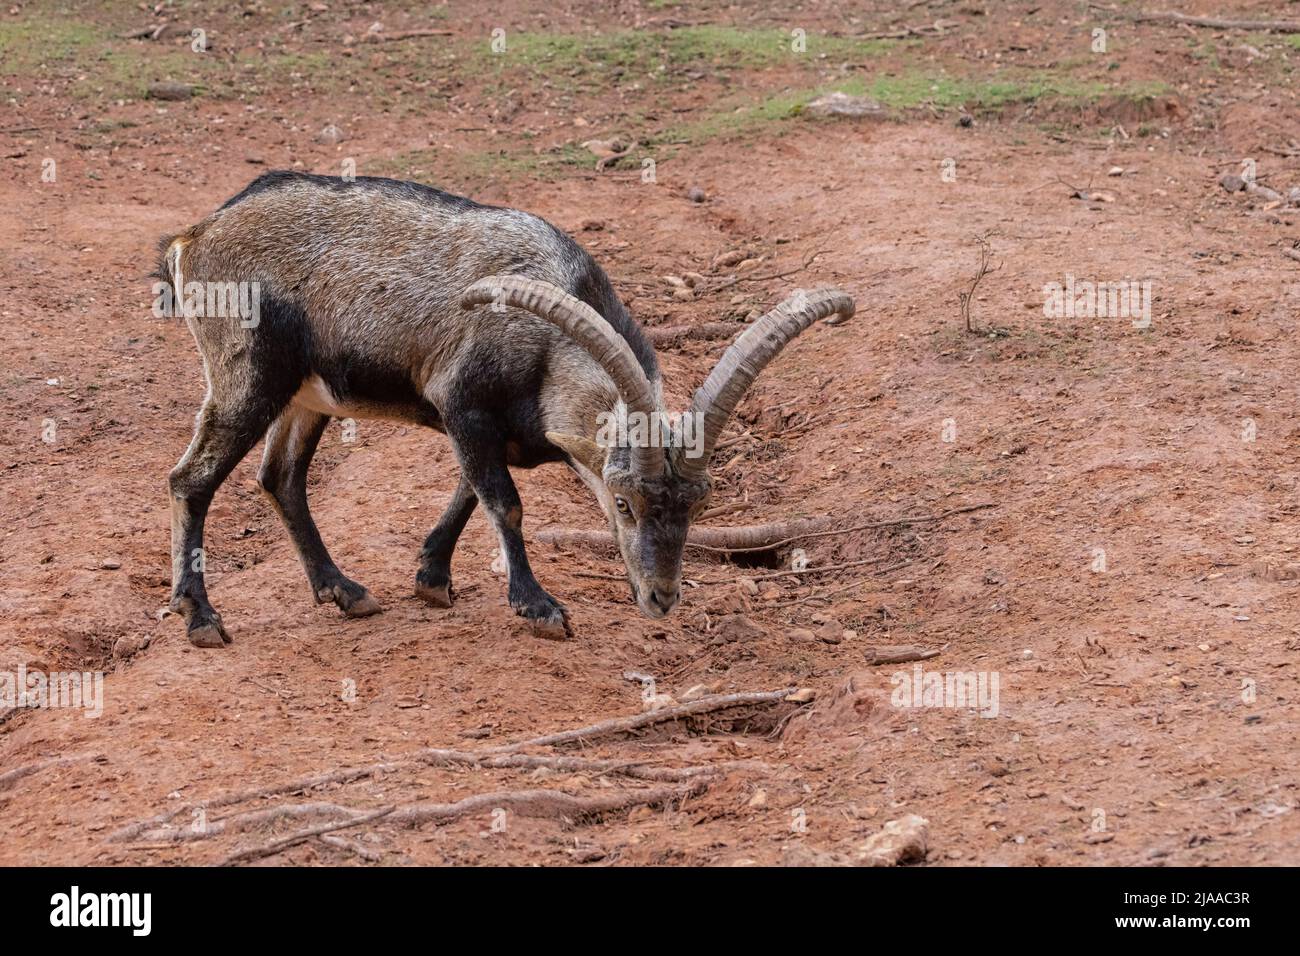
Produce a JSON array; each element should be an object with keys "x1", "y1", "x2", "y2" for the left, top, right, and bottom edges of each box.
[{"x1": 462, "y1": 276, "x2": 855, "y2": 619}]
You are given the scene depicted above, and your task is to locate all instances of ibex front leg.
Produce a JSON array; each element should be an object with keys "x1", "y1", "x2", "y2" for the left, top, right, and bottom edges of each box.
[{"x1": 446, "y1": 410, "x2": 568, "y2": 637}]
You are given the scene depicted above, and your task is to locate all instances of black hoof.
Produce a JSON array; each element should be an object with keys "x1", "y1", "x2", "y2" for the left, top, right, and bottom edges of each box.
[
  {"x1": 512, "y1": 595, "x2": 570, "y2": 640},
  {"x1": 187, "y1": 614, "x2": 231, "y2": 648},
  {"x1": 316, "y1": 578, "x2": 382, "y2": 618},
  {"x1": 415, "y1": 579, "x2": 454, "y2": 608}
]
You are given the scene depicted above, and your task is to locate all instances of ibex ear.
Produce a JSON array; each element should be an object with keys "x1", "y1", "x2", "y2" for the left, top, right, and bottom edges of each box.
[{"x1": 546, "y1": 431, "x2": 606, "y2": 474}]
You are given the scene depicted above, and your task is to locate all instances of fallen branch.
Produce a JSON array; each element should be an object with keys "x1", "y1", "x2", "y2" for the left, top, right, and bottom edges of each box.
[
  {"x1": 645, "y1": 321, "x2": 744, "y2": 346},
  {"x1": 864, "y1": 645, "x2": 941, "y2": 665},
  {"x1": 1091, "y1": 5, "x2": 1300, "y2": 32},
  {"x1": 698, "y1": 249, "x2": 832, "y2": 297},
  {"x1": 852, "y1": 20, "x2": 958, "y2": 40},
  {"x1": 538, "y1": 504, "x2": 993, "y2": 555},
  {"x1": 363, "y1": 28, "x2": 454, "y2": 42}
]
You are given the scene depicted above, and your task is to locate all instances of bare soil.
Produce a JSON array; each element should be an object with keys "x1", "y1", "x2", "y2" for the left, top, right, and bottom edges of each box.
[{"x1": 1, "y1": 0, "x2": 1298, "y2": 866}]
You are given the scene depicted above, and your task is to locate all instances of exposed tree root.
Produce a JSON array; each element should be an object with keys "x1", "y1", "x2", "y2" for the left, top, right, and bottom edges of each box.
[
  {"x1": 480, "y1": 689, "x2": 797, "y2": 752},
  {"x1": 0, "y1": 753, "x2": 101, "y2": 792},
  {"x1": 539, "y1": 504, "x2": 993, "y2": 555},
  {"x1": 219, "y1": 805, "x2": 396, "y2": 867},
  {"x1": 318, "y1": 833, "x2": 383, "y2": 862},
  {"x1": 109, "y1": 690, "x2": 797, "y2": 853},
  {"x1": 538, "y1": 519, "x2": 835, "y2": 553},
  {"x1": 216, "y1": 784, "x2": 705, "y2": 864}
]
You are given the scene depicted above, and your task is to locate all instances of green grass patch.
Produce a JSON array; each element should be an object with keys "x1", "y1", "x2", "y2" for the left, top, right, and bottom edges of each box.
[
  {"x1": 0, "y1": 16, "x2": 102, "y2": 73},
  {"x1": 487, "y1": 26, "x2": 895, "y2": 73}
]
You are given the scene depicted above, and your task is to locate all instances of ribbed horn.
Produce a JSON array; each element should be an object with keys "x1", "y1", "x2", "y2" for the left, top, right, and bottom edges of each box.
[
  {"x1": 461, "y1": 275, "x2": 663, "y2": 476},
  {"x1": 678, "y1": 287, "x2": 855, "y2": 480}
]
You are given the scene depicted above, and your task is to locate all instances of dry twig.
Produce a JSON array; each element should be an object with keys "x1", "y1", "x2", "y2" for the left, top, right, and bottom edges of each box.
[{"x1": 958, "y1": 232, "x2": 1001, "y2": 333}]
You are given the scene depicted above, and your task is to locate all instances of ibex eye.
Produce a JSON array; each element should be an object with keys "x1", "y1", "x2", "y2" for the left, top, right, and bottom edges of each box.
[{"x1": 614, "y1": 497, "x2": 632, "y2": 516}]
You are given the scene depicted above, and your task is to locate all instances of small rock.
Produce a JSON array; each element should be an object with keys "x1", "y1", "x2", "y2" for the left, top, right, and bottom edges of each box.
[
  {"x1": 1219, "y1": 173, "x2": 1246, "y2": 193},
  {"x1": 99, "y1": 558, "x2": 122, "y2": 570},
  {"x1": 671, "y1": 286, "x2": 694, "y2": 302},
  {"x1": 146, "y1": 81, "x2": 194, "y2": 101},
  {"x1": 712, "y1": 614, "x2": 764, "y2": 645},
  {"x1": 855, "y1": 815, "x2": 929, "y2": 866},
  {"x1": 112, "y1": 634, "x2": 150, "y2": 660},
  {"x1": 815, "y1": 618, "x2": 844, "y2": 644},
  {"x1": 788, "y1": 627, "x2": 817, "y2": 644},
  {"x1": 1084, "y1": 831, "x2": 1114, "y2": 845},
  {"x1": 577, "y1": 217, "x2": 605, "y2": 232},
  {"x1": 747, "y1": 788, "x2": 768, "y2": 809},
  {"x1": 686, "y1": 185, "x2": 706, "y2": 203},
  {"x1": 316, "y1": 123, "x2": 346, "y2": 145},
  {"x1": 806, "y1": 91, "x2": 886, "y2": 120},
  {"x1": 736, "y1": 576, "x2": 759, "y2": 596},
  {"x1": 680, "y1": 683, "x2": 718, "y2": 702},
  {"x1": 642, "y1": 692, "x2": 677, "y2": 712}
]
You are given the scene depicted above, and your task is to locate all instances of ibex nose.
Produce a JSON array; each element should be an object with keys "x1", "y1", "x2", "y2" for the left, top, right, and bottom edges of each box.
[{"x1": 648, "y1": 587, "x2": 680, "y2": 615}]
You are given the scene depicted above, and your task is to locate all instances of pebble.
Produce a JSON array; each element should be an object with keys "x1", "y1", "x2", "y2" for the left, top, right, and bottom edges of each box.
[{"x1": 316, "y1": 123, "x2": 347, "y2": 145}]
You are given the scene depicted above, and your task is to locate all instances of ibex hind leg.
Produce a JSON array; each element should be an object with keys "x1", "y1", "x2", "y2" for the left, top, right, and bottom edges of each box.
[
  {"x1": 258, "y1": 406, "x2": 381, "y2": 617},
  {"x1": 415, "y1": 475, "x2": 477, "y2": 608},
  {"x1": 170, "y1": 396, "x2": 284, "y2": 647}
]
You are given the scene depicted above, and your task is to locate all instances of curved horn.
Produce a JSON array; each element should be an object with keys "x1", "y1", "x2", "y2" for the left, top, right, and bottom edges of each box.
[
  {"x1": 462, "y1": 275, "x2": 663, "y2": 476},
  {"x1": 678, "y1": 287, "x2": 855, "y2": 479}
]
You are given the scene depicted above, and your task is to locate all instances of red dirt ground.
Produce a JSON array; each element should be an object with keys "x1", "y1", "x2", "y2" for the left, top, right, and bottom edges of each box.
[{"x1": 1, "y1": 1, "x2": 1297, "y2": 865}]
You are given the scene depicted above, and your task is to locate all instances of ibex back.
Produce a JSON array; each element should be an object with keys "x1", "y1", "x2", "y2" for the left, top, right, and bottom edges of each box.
[{"x1": 158, "y1": 171, "x2": 854, "y2": 646}]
